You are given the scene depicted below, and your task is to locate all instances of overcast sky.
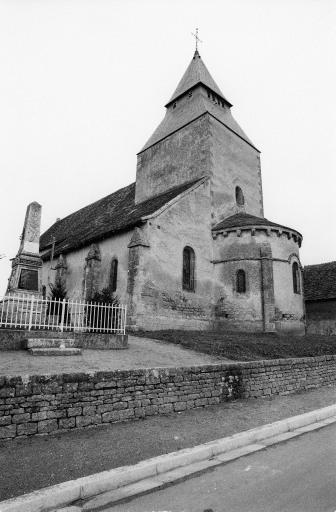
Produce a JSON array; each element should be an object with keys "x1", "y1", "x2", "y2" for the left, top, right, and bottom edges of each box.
[{"x1": 0, "y1": 0, "x2": 335, "y2": 294}]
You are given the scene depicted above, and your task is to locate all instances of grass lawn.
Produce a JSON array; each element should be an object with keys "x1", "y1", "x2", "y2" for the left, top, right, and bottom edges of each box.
[{"x1": 135, "y1": 330, "x2": 336, "y2": 361}]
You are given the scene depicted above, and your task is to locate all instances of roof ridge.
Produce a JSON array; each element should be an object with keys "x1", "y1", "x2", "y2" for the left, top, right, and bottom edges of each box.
[
  {"x1": 136, "y1": 178, "x2": 203, "y2": 207},
  {"x1": 218, "y1": 212, "x2": 268, "y2": 220},
  {"x1": 141, "y1": 177, "x2": 208, "y2": 220},
  {"x1": 305, "y1": 261, "x2": 336, "y2": 269}
]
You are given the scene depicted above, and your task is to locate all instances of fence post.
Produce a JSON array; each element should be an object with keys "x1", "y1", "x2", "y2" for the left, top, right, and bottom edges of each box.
[
  {"x1": 123, "y1": 306, "x2": 127, "y2": 335},
  {"x1": 28, "y1": 296, "x2": 35, "y2": 331},
  {"x1": 60, "y1": 299, "x2": 66, "y2": 332}
]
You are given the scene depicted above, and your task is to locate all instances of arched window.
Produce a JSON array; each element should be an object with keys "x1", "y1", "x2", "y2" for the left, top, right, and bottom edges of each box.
[
  {"x1": 182, "y1": 246, "x2": 195, "y2": 291},
  {"x1": 292, "y1": 262, "x2": 300, "y2": 294},
  {"x1": 236, "y1": 269, "x2": 246, "y2": 293},
  {"x1": 235, "y1": 186, "x2": 245, "y2": 206},
  {"x1": 110, "y1": 258, "x2": 118, "y2": 292}
]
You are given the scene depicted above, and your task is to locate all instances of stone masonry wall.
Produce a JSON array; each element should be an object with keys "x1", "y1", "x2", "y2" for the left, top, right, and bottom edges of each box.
[
  {"x1": 209, "y1": 115, "x2": 263, "y2": 225},
  {"x1": 41, "y1": 231, "x2": 132, "y2": 304},
  {"x1": 305, "y1": 300, "x2": 336, "y2": 335},
  {"x1": 0, "y1": 330, "x2": 127, "y2": 351},
  {"x1": 135, "y1": 106, "x2": 211, "y2": 204},
  {"x1": 133, "y1": 180, "x2": 215, "y2": 331},
  {"x1": 1, "y1": 356, "x2": 336, "y2": 440}
]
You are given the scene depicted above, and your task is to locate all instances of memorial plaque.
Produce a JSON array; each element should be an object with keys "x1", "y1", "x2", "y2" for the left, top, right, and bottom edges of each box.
[
  {"x1": 18, "y1": 269, "x2": 39, "y2": 291},
  {"x1": 6, "y1": 200, "x2": 43, "y2": 296}
]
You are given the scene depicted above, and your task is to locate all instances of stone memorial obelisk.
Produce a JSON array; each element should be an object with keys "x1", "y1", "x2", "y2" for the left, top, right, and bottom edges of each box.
[{"x1": 7, "y1": 202, "x2": 43, "y2": 297}]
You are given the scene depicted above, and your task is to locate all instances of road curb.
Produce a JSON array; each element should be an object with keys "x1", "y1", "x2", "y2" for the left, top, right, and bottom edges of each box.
[{"x1": 1, "y1": 404, "x2": 336, "y2": 512}]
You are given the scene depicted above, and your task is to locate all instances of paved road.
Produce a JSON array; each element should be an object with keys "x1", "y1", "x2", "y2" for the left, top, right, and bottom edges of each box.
[
  {"x1": 2, "y1": 387, "x2": 336, "y2": 501},
  {"x1": 110, "y1": 423, "x2": 336, "y2": 512}
]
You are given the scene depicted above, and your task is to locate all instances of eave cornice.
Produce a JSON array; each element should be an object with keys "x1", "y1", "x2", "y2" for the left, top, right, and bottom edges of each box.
[{"x1": 212, "y1": 224, "x2": 303, "y2": 248}]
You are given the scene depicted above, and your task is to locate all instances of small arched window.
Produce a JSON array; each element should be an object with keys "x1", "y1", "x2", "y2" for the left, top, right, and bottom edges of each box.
[
  {"x1": 292, "y1": 262, "x2": 300, "y2": 294},
  {"x1": 235, "y1": 186, "x2": 245, "y2": 206},
  {"x1": 236, "y1": 269, "x2": 246, "y2": 293},
  {"x1": 182, "y1": 246, "x2": 195, "y2": 292},
  {"x1": 110, "y1": 258, "x2": 118, "y2": 292}
]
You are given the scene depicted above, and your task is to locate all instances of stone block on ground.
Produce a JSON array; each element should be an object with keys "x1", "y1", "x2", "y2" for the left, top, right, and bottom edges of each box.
[{"x1": 28, "y1": 348, "x2": 82, "y2": 356}]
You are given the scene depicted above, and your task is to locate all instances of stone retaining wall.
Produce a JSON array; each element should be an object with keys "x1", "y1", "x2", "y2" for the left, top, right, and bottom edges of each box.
[
  {"x1": 306, "y1": 320, "x2": 336, "y2": 336},
  {"x1": 1, "y1": 355, "x2": 336, "y2": 440},
  {"x1": 0, "y1": 330, "x2": 24, "y2": 350},
  {"x1": 0, "y1": 329, "x2": 128, "y2": 350},
  {"x1": 305, "y1": 300, "x2": 336, "y2": 335}
]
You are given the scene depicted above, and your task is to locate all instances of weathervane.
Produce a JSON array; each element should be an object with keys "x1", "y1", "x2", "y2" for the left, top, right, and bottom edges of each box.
[{"x1": 191, "y1": 28, "x2": 202, "y2": 52}]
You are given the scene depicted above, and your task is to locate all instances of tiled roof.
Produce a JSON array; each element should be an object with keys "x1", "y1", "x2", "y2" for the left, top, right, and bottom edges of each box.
[
  {"x1": 166, "y1": 50, "x2": 231, "y2": 107},
  {"x1": 140, "y1": 51, "x2": 256, "y2": 153},
  {"x1": 140, "y1": 95, "x2": 255, "y2": 153},
  {"x1": 212, "y1": 213, "x2": 301, "y2": 235},
  {"x1": 40, "y1": 179, "x2": 201, "y2": 258},
  {"x1": 304, "y1": 262, "x2": 336, "y2": 301}
]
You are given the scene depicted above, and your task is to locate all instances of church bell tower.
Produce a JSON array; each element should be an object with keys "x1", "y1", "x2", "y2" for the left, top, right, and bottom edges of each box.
[{"x1": 135, "y1": 49, "x2": 264, "y2": 225}]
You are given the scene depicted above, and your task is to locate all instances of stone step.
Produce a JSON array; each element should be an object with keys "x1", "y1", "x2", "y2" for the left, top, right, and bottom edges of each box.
[
  {"x1": 26, "y1": 338, "x2": 76, "y2": 349},
  {"x1": 28, "y1": 348, "x2": 82, "y2": 356},
  {"x1": 28, "y1": 331, "x2": 76, "y2": 339}
]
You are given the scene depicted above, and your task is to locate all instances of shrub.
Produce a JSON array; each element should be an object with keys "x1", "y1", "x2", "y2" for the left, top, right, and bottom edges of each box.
[
  {"x1": 91, "y1": 287, "x2": 119, "y2": 306},
  {"x1": 46, "y1": 281, "x2": 70, "y2": 326},
  {"x1": 48, "y1": 281, "x2": 68, "y2": 301},
  {"x1": 86, "y1": 288, "x2": 120, "y2": 331}
]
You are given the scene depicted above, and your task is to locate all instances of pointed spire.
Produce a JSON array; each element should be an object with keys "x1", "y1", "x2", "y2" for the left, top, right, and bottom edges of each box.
[{"x1": 165, "y1": 51, "x2": 232, "y2": 107}]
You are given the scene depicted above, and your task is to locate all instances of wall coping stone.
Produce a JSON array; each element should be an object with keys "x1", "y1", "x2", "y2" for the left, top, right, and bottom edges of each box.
[{"x1": 1, "y1": 355, "x2": 336, "y2": 384}]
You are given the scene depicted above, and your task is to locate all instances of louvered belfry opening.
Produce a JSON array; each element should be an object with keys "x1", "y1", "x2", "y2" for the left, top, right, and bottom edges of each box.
[
  {"x1": 182, "y1": 246, "x2": 195, "y2": 292},
  {"x1": 236, "y1": 269, "x2": 246, "y2": 293}
]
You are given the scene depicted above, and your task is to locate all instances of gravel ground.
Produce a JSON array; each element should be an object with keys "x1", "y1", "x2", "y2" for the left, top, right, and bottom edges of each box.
[
  {"x1": 1, "y1": 384, "x2": 336, "y2": 502},
  {"x1": 0, "y1": 335, "x2": 228, "y2": 377}
]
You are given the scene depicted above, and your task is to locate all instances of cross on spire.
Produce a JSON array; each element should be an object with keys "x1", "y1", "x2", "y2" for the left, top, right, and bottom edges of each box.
[{"x1": 191, "y1": 28, "x2": 202, "y2": 53}]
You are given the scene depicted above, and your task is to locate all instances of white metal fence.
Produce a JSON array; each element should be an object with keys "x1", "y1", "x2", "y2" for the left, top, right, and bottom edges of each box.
[{"x1": 0, "y1": 293, "x2": 127, "y2": 334}]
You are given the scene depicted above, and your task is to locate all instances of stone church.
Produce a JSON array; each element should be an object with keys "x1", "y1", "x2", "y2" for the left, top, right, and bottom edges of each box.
[{"x1": 36, "y1": 49, "x2": 305, "y2": 334}]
